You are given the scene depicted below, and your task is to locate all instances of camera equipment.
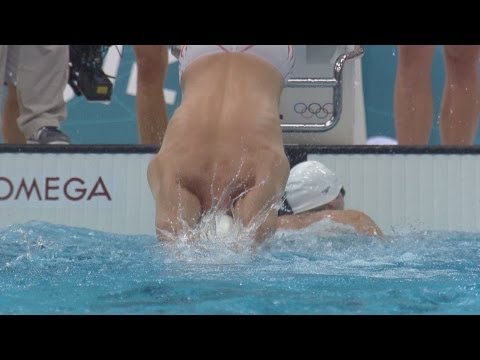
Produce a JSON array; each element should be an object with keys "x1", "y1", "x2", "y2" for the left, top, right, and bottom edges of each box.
[
  {"x1": 171, "y1": 45, "x2": 181, "y2": 59},
  {"x1": 68, "y1": 45, "x2": 114, "y2": 101}
]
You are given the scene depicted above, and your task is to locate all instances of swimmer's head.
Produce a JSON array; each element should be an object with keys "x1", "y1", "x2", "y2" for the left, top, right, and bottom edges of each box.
[{"x1": 282, "y1": 160, "x2": 345, "y2": 214}]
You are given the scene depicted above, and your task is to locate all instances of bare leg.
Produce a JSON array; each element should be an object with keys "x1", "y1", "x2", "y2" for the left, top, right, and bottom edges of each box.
[
  {"x1": 394, "y1": 45, "x2": 436, "y2": 144},
  {"x1": 440, "y1": 45, "x2": 480, "y2": 145},
  {"x1": 2, "y1": 84, "x2": 25, "y2": 144},
  {"x1": 233, "y1": 152, "x2": 289, "y2": 243},
  {"x1": 133, "y1": 45, "x2": 169, "y2": 145}
]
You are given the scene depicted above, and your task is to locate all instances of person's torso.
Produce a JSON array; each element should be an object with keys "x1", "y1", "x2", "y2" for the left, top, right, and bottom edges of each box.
[{"x1": 160, "y1": 52, "x2": 288, "y2": 209}]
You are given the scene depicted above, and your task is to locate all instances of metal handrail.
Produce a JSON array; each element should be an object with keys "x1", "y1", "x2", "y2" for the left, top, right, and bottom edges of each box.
[
  {"x1": 170, "y1": 45, "x2": 364, "y2": 133},
  {"x1": 281, "y1": 46, "x2": 364, "y2": 132}
]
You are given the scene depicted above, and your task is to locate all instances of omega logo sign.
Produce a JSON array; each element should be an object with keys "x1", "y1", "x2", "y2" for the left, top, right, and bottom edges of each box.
[{"x1": 0, "y1": 176, "x2": 111, "y2": 201}]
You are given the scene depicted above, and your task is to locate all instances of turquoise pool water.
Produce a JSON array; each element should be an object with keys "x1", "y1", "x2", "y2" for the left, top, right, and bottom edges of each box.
[{"x1": 1, "y1": 221, "x2": 479, "y2": 314}]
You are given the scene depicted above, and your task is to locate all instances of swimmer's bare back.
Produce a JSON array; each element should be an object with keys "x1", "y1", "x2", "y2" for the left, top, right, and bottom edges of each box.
[{"x1": 148, "y1": 52, "x2": 290, "y2": 242}]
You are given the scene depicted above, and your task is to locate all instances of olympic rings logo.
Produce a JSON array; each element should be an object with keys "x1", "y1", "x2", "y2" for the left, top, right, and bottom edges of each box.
[{"x1": 293, "y1": 102, "x2": 334, "y2": 119}]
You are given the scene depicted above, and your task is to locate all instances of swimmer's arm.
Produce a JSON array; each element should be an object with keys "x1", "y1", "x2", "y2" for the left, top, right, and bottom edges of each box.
[
  {"x1": 277, "y1": 212, "x2": 332, "y2": 230},
  {"x1": 277, "y1": 214, "x2": 307, "y2": 230},
  {"x1": 319, "y1": 210, "x2": 384, "y2": 237},
  {"x1": 277, "y1": 210, "x2": 384, "y2": 237}
]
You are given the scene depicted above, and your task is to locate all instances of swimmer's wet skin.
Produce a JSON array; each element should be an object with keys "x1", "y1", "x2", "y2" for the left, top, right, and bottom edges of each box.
[{"x1": 148, "y1": 45, "x2": 294, "y2": 242}]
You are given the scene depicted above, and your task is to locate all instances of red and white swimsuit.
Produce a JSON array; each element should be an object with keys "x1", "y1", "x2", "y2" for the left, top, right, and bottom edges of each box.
[{"x1": 178, "y1": 45, "x2": 295, "y2": 81}]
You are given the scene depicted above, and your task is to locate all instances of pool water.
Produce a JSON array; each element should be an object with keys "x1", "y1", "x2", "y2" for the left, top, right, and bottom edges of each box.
[{"x1": 1, "y1": 221, "x2": 479, "y2": 314}]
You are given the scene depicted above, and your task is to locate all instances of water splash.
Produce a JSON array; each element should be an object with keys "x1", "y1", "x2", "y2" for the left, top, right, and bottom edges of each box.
[
  {"x1": 156, "y1": 150, "x2": 285, "y2": 263},
  {"x1": 2, "y1": 221, "x2": 480, "y2": 314},
  {"x1": 159, "y1": 210, "x2": 257, "y2": 265}
]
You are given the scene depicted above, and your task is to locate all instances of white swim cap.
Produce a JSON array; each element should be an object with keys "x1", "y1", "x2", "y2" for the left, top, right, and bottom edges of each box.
[
  {"x1": 215, "y1": 214, "x2": 234, "y2": 237},
  {"x1": 285, "y1": 160, "x2": 344, "y2": 214}
]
